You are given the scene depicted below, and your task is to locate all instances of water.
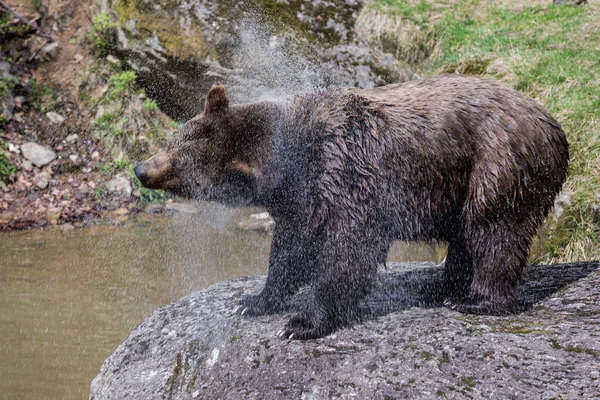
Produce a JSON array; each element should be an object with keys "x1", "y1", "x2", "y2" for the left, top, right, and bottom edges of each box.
[{"x1": 0, "y1": 203, "x2": 439, "y2": 400}]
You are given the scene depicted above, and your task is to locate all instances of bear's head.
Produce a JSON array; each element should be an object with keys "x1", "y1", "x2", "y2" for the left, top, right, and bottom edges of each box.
[{"x1": 134, "y1": 84, "x2": 276, "y2": 206}]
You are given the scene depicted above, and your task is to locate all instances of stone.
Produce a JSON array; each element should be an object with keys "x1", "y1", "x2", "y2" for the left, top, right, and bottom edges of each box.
[
  {"x1": 1, "y1": 92, "x2": 15, "y2": 123},
  {"x1": 14, "y1": 96, "x2": 26, "y2": 110},
  {"x1": 90, "y1": 261, "x2": 600, "y2": 400},
  {"x1": 91, "y1": 151, "x2": 101, "y2": 160},
  {"x1": 20, "y1": 142, "x2": 56, "y2": 167},
  {"x1": 105, "y1": 174, "x2": 132, "y2": 197},
  {"x1": 21, "y1": 161, "x2": 33, "y2": 172},
  {"x1": 33, "y1": 171, "x2": 51, "y2": 189},
  {"x1": 0, "y1": 61, "x2": 9, "y2": 74},
  {"x1": 165, "y1": 202, "x2": 197, "y2": 214},
  {"x1": 236, "y1": 211, "x2": 275, "y2": 233},
  {"x1": 46, "y1": 111, "x2": 66, "y2": 124},
  {"x1": 37, "y1": 41, "x2": 60, "y2": 62},
  {"x1": 104, "y1": 0, "x2": 408, "y2": 121},
  {"x1": 144, "y1": 203, "x2": 163, "y2": 214},
  {"x1": 60, "y1": 223, "x2": 75, "y2": 231},
  {"x1": 106, "y1": 55, "x2": 120, "y2": 65},
  {"x1": 114, "y1": 207, "x2": 129, "y2": 216},
  {"x1": 65, "y1": 134, "x2": 79, "y2": 142}
]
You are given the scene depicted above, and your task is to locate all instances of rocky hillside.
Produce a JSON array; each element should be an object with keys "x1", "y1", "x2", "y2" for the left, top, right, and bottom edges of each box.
[
  {"x1": 1, "y1": 0, "x2": 598, "y2": 262},
  {"x1": 0, "y1": 0, "x2": 415, "y2": 231}
]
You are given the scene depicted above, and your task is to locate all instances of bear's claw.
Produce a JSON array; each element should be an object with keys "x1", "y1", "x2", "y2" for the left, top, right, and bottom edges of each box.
[
  {"x1": 237, "y1": 294, "x2": 287, "y2": 317},
  {"x1": 444, "y1": 295, "x2": 515, "y2": 316}
]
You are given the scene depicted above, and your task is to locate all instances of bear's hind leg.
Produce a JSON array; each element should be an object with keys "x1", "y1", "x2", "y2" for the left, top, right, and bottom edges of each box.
[{"x1": 446, "y1": 221, "x2": 532, "y2": 315}]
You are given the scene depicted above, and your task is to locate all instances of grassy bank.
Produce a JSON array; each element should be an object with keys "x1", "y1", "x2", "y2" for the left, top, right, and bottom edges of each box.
[{"x1": 367, "y1": 0, "x2": 599, "y2": 262}]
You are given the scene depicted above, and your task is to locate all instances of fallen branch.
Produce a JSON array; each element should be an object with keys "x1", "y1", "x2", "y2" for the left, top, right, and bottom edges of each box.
[{"x1": 0, "y1": 0, "x2": 53, "y2": 40}]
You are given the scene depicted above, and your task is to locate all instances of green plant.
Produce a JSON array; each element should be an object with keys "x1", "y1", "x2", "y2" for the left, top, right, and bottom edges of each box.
[
  {"x1": 91, "y1": 111, "x2": 126, "y2": 138},
  {"x1": 133, "y1": 174, "x2": 167, "y2": 204},
  {"x1": 28, "y1": 78, "x2": 57, "y2": 112},
  {"x1": 31, "y1": 0, "x2": 44, "y2": 12},
  {"x1": 94, "y1": 185, "x2": 106, "y2": 200},
  {"x1": 0, "y1": 141, "x2": 17, "y2": 183},
  {"x1": 107, "y1": 70, "x2": 137, "y2": 99},
  {"x1": 114, "y1": 157, "x2": 131, "y2": 171},
  {"x1": 142, "y1": 98, "x2": 158, "y2": 111},
  {"x1": 86, "y1": 12, "x2": 116, "y2": 57}
]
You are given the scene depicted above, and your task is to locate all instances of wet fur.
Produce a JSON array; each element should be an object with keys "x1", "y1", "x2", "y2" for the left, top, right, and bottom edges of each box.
[{"x1": 137, "y1": 75, "x2": 569, "y2": 339}]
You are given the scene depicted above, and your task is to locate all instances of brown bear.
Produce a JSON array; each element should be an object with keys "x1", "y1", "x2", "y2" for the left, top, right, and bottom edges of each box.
[{"x1": 135, "y1": 74, "x2": 569, "y2": 340}]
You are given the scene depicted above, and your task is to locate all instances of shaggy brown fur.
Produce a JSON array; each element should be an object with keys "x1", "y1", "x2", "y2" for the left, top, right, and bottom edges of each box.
[{"x1": 135, "y1": 75, "x2": 569, "y2": 339}]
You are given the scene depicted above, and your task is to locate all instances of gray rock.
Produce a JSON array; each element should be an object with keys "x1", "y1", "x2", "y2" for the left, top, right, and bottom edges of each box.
[
  {"x1": 46, "y1": 111, "x2": 66, "y2": 124},
  {"x1": 90, "y1": 261, "x2": 600, "y2": 400},
  {"x1": 21, "y1": 160, "x2": 33, "y2": 172},
  {"x1": 37, "y1": 41, "x2": 60, "y2": 62},
  {"x1": 33, "y1": 171, "x2": 51, "y2": 189},
  {"x1": 144, "y1": 202, "x2": 164, "y2": 214},
  {"x1": 0, "y1": 61, "x2": 10, "y2": 74},
  {"x1": 14, "y1": 95, "x2": 26, "y2": 110},
  {"x1": 106, "y1": 55, "x2": 120, "y2": 65},
  {"x1": 20, "y1": 142, "x2": 56, "y2": 167},
  {"x1": 65, "y1": 134, "x2": 79, "y2": 142},
  {"x1": 1, "y1": 92, "x2": 15, "y2": 123},
  {"x1": 165, "y1": 202, "x2": 197, "y2": 214},
  {"x1": 237, "y1": 212, "x2": 275, "y2": 233},
  {"x1": 105, "y1": 174, "x2": 132, "y2": 197},
  {"x1": 102, "y1": 0, "x2": 408, "y2": 121}
]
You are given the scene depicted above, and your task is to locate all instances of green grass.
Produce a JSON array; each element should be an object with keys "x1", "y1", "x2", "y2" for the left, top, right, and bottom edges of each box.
[
  {"x1": 0, "y1": 140, "x2": 17, "y2": 183},
  {"x1": 370, "y1": 0, "x2": 437, "y2": 26},
  {"x1": 367, "y1": 0, "x2": 600, "y2": 261},
  {"x1": 86, "y1": 12, "x2": 116, "y2": 57},
  {"x1": 107, "y1": 70, "x2": 137, "y2": 100},
  {"x1": 92, "y1": 110, "x2": 126, "y2": 138}
]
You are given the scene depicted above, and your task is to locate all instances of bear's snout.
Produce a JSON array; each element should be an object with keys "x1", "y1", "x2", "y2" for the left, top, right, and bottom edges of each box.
[
  {"x1": 133, "y1": 163, "x2": 149, "y2": 185},
  {"x1": 134, "y1": 152, "x2": 172, "y2": 190}
]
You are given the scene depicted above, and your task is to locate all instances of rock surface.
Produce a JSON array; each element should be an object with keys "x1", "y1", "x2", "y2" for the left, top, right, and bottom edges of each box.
[
  {"x1": 20, "y1": 142, "x2": 57, "y2": 167},
  {"x1": 236, "y1": 211, "x2": 275, "y2": 233},
  {"x1": 90, "y1": 261, "x2": 600, "y2": 400},
  {"x1": 101, "y1": 0, "x2": 409, "y2": 121}
]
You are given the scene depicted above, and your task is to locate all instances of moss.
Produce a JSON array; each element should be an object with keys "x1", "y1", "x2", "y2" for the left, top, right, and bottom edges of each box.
[
  {"x1": 460, "y1": 376, "x2": 476, "y2": 388},
  {"x1": 113, "y1": 0, "x2": 215, "y2": 61},
  {"x1": 563, "y1": 345, "x2": 599, "y2": 357},
  {"x1": 419, "y1": 351, "x2": 434, "y2": 360},
  {"x1": 364, "y1": 362, "x2": 378, "y2": 372},
  {"x1": 402, "y1": 378, "x2": 416, "y2": 387},
  {"x1": 165, "y1": 352, "x2": 183, "y2": 397},
  {"x1": 263, "y1": 354, "x2": 274, "y2": 364},
  {"x1": 493, "y1": 324, "x2": 549, "y2": 335}
]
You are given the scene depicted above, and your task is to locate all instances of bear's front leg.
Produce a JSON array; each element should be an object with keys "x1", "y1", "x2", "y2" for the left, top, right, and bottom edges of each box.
[
  {"x1": 278, "y1": 229, "x2": 388, "y2": 340},
  {"x1": 238, "y1": 220, "x2": 316, "y2": 316}
]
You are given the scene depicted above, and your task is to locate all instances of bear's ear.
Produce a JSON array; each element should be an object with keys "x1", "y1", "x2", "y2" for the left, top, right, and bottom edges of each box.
[{"x1": 204, "y1": 83, "x2": 229, "y2": 115}]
